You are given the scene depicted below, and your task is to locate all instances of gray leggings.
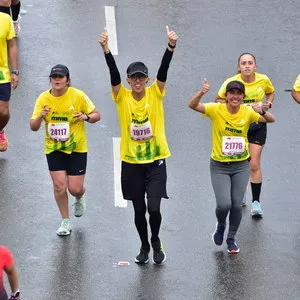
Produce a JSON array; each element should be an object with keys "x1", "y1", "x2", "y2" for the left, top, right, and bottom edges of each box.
[{"x1": 210, "y1": 158, "x2": 250, "y2": 239}]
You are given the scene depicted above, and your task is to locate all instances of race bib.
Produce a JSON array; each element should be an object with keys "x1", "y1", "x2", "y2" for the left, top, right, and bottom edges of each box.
[
  {"x1": 222, "y1": 136, "x2": 245, "y2": 156},
  {"x1": 47, "y1": 122, "x2": 70, "y2": 142},
  {"x1": 130, "y1": 121, "x2": 153, "y2": 141}
]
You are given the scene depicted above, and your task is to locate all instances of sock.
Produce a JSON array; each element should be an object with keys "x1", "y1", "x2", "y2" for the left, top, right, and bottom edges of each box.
[
  {"x1": 251, "y1": 182, "x2": 262, "y2": 202},
  {"x1": 11, "y1": 1, "x2": 20, "y2": 21}
]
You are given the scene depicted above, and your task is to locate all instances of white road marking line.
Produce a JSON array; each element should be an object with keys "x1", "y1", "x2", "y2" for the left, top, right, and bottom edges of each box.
[
  {"x1": 105, "y1": 6, "x2": 118, "y2": 55},
  {"x1": 113, "y1": 137, "x2": 127, "y2": 207}
]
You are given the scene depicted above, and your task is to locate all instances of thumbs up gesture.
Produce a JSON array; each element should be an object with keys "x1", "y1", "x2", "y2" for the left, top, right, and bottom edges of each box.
[
  {"x1": 200, "y1": 78, "x2": 210, "y2": 95},
  {"x1": 98, "y1": 27, "x2": 109, "y2": 50},
  {"x1": 166, "y1": 25, "x2": 178, "y2": 47}
]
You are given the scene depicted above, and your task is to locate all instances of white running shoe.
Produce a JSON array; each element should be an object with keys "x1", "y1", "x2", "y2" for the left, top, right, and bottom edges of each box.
[
  {"x1": 56, "y1": 219, "x2": 72, "y2": 236},
  {"x1": 73, "y1": 196, "x2": 86, "y2": 217}
]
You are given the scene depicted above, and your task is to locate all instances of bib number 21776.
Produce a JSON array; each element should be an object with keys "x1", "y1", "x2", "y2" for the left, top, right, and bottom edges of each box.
[{"x1": 222, "y1": 136, "x2": 245, "y2": 156}]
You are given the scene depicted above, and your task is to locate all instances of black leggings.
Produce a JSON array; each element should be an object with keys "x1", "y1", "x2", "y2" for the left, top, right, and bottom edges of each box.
[{"x1": 132, "y1": 197, "x2": 162, "y2": 248}]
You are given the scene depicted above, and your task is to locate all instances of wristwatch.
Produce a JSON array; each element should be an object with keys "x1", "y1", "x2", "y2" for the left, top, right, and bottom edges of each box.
[
  {"x1": 11, "y1": 70, "x2": 19, "y2": 76},
  {"x1": 85, "y1": 114, "x2": 90, "y2": 121}
]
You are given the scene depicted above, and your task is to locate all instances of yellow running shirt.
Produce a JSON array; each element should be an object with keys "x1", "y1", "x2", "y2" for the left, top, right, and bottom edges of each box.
[
  {"x1": 293, "y1": 75, "x2": 300, "y2": 92},
  {"x1": 112, "y1": 80, "x2": 171, "y2": 164},
  {"x1": 31, "y1": 87, "x2": 95, "y2": 154},
  {"x1": 217, "y1": 73, "x2": 274, "y2": 104},
  {"x1": 0, "y1": 12, "x2": 15, "y2": 83},
  {"x1": 203, "y1": 103, "x2": 260, "y2": 162}
]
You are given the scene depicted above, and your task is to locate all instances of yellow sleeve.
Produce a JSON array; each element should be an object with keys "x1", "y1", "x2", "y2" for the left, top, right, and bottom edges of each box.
[
  {"x1": 264, "y1": 76, "x2": 275, "y2": 94},
  {"x1": 31, "y1": 95, "x2": 44, "y2": 119},
  {"x1": 293, "y1": 75, "x2": 300, "y2": 92},
  {"x1": 112, "y1": 84, "x2": 126, "y2": 103},
  {"x1": 202, "y1": 102, "x2": 219, "y2": 118},
  {"x1": 81, "y1": 93, "x2": 96, "y2": 114}
]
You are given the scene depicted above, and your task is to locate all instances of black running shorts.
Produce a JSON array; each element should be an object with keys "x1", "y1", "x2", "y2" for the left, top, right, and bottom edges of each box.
[
  {"x1": 247, "y1": 123, "x2": 267, "y2": 146},
  {"x1": 121, "y1": 159, "x2": 168, "y2": 200},
  {"x1": 46, "y1": 151, "x2": 87, "y2": 175}
]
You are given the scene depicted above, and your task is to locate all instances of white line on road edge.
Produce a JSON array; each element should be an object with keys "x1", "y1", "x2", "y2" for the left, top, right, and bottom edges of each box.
[
  {"x1": 113, "y1": 137, "x2": 127, "y2": 207},
  {"x1": 105, "y1": 6, "x2": 118, "y2": 55}
]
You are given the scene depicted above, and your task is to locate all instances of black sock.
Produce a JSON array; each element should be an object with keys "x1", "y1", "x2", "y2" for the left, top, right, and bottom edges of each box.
[
  {"x1": 251, "y1": 182, "x2": 262, "y2": 202},
  {"x1": 11, "y1": 1, "x2": 20, "y2": 21},
  {"x1": 0, "y1": 6, "x2": 11, "y2": 15}
]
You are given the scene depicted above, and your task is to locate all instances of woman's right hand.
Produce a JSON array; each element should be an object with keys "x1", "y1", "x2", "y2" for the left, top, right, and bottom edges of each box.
[
  {"x1": 40, "y1": 105, "x2": 50, "y2": 117},
  {"x1": 199, "y1": 78, "x2": 210, "y2": 96}
]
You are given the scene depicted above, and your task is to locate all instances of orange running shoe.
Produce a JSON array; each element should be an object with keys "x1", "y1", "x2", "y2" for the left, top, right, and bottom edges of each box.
[{"x1": 0, "y1": 131, "x2": 8, "y2": 152}]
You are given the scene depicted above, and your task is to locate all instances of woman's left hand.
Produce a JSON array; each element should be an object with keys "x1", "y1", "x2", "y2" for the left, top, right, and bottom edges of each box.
[
  {"x1": 251, "y1": 103, "x2": 264, "y2": 114},
  {"x1": 73, "y1": 112, "x2": 87, "y2": 121},
  {"x1": 166, "y1": 25, "x2": 178, "y2": 46}
]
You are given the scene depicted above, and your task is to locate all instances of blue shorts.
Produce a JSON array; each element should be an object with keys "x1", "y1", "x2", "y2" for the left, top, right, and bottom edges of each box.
[
  {"x1": 0, "y1": 82, "x2": 11, "y2": 101},
  {"x1": 46, "y1": 151, "x2": 87, "y2": 175}
]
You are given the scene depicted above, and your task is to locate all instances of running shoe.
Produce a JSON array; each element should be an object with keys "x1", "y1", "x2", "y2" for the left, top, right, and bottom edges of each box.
[
  {"x1": 56, "y1": 219, "x2": 71, "y2": 236},
  {"x1": 0, "y1": 131, "x2": 8, "y2": 152},
  {"x1": 73, "y1": 196, "x2": 86, "y2": 217},
  {"x1": 226, "y1": 238, "x2": 240, "y2": 254},
  {"x1": 250, "y1": 200, "x2": 263, "y2": 217},
  {"x1": 135, "y1": 247, "x2": 150, "y2": 264},
  {"x1": 13, "y1": 16, "x2": 21, "y2": 36},
  {"x1": 212, "y1": 223, "x2": 226, "y2": 246},
  {"x1": 151, "y1": 239, "x2": 166, "y2": 264}
]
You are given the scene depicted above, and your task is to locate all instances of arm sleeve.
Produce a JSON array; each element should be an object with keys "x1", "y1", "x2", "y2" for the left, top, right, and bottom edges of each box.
[
  {"x1": 156, "y1": 48, "x2": 174, "y2": 82},
  {"x1": 104, "y1": 52, "x2": 121, "y2": 86}
]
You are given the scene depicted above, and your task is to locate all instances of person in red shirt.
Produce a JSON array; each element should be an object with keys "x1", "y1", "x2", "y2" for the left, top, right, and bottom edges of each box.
[{"x1": 0, "y1": 246, "x2": 20, "y2": 300}]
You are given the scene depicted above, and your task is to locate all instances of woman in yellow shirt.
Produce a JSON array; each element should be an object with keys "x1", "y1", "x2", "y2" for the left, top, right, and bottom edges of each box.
[
  {"x1": 215, "y1": 53, "x2": 275, "y2": 217},
  {"x1": 189, "y1": 79, "x2": 275, "y2": 253},
  {"x1": 291, "y1": 74, "x2": 300, "y2": 103},
  {"x1": 30, "y1": 64, "x2": 101, "y2": 236}
]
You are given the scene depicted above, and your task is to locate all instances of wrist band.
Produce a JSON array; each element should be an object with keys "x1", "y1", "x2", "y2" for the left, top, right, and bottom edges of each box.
[
  {"x1": 168, "y1": 42, "x2": 176, "y2": 49},
  {"x1": 85, "y1": 114, "x2": 90, "y2": 121},
  {"x1": 260, "y1": 110, "x2": 266, "y2": 116}
]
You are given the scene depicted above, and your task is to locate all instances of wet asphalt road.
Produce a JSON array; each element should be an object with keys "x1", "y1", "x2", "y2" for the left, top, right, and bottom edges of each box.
[{"x1": 0, "y1": 0, "x2": 300, "y2": 299}]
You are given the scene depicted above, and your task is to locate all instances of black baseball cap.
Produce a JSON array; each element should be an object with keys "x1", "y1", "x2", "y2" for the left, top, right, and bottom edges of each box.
[
  {"x1": 49, "y1": 64, "x2": 70, "y2": 77},
  {"x1": 226, "y1": 80, "x2": 245, "y2": 93},
  {"x1": 126, "y1": 62, "x2": 148, "y2": 77}
]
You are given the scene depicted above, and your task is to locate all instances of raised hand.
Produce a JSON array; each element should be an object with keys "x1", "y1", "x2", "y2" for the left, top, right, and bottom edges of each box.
[
  {"x1": 98, "y1": 27, "x2": 109, "y2": 52},
  {"x1": 166, "y1": 25, "x2": 178, "y2": 46},
  {"x1": 200, "y1": 78, "x2": 210, "y2": 95}
]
